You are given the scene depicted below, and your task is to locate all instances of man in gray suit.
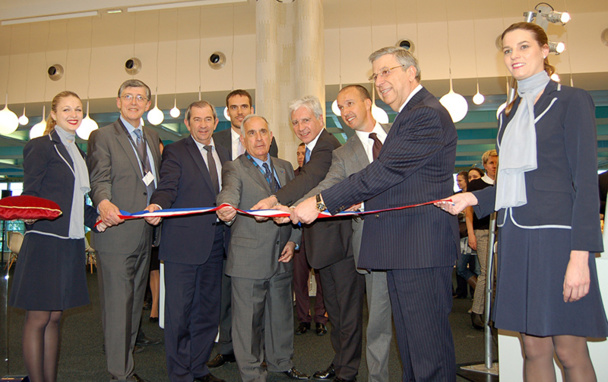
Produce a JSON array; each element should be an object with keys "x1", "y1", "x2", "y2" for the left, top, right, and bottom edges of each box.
[
  {"x1": 88, "y1": 79, "x2": 162, "y2": 382},
  {"x1": 216, "y1": 115, "x2": 308, "y2": 382},
  {"x1": 292, "y1": 85, "x2": 393, "y2": 382}
]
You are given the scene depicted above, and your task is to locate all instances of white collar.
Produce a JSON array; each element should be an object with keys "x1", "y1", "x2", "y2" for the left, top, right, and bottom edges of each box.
[
  {"x1": 398, "y1": 84, "x2": 423, "y2": 113},
  {"x1": 305, "y1": 129, "x2": 324, "y2": 152}
]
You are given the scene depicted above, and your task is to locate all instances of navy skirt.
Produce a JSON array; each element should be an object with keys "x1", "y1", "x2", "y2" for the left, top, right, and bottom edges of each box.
[
  {"x1": 493, "y1": 216, "x2": 608, "y2": 337},
  {"x1": 9, "y1": 233, "x2": 89, "y2": 311}
]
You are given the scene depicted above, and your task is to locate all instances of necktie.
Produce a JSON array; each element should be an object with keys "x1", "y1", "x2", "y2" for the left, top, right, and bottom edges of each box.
[
  {"x1": 369, "y1": 132, "x2": 383, "y2": 161},
  {"x1": 204, "y1": 145, "x2": 220, "y2": 195},
  {"x1": 305, "y1": 147, "x2": 311, "y2": 164},
  {"x1": 262, "y1": 163, "x2": 280, "y2": 193},
  {"x1": 133, "y1": 128, "x2": 155, "y2": 202}
]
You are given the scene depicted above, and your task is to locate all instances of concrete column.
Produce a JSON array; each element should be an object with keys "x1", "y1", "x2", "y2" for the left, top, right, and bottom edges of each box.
[{"x1": 255, "y1": 0, "x2": 324, "y2": 166}]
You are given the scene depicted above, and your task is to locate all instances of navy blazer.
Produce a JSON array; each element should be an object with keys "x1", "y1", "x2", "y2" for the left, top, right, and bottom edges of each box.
[
  {"x1": 23, "y1": 130, "x2": 98, "y2": 236},
  {"x1": 322, "y1": 87, "x2": 460, "y2": 270},
  {"x1": 275, "y1": 129, "x2": 354, "y2": 269},
  {"x1": 150, "y1": 135, "x2": 230, "y2": 265},
  {"x1": 474, "y1": 81, "x2": 603, "y2": 253}
]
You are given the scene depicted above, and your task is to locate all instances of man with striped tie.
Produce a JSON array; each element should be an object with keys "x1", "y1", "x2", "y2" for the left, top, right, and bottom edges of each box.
[{"x1": 216, "y1": 115, "x2": 308, "y2": 381}]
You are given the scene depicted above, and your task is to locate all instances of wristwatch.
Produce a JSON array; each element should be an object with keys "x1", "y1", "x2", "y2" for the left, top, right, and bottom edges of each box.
[{"x1": 315, "y1": 194, "x2": 326, "y2": 212}]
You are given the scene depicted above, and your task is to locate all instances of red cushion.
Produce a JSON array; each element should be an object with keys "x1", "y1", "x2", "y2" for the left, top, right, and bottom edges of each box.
[{"x1": 0, "y1": 195, "x2": 62, "y2": 221}]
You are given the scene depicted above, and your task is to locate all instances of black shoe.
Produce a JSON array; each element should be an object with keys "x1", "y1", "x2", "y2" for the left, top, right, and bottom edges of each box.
[
  {"x1": 149, "y1": 316, "x2": 159, "y2": 323},
  {"x1": 283, "y1": 367, "x2": 310, "y2": 380},
  {"x1": 133, "y1": 345, "x2": 144, "y2": 354},
  {"x1": 312, "y1": 364, "x2": 335, "y2": 380},
  {"x1": 296, "y1": 322, "x2": 311, "y2": 335},
  {"x1": 131, "y1": 374, "x2": 149, "y2": 382},
  {"x1": 334, "y1": 377, "x2": 356, "y2": 382},
  {"x1": 207, "y1": 353, "x2": 236, "y2": 368},
  {"x1": 315, "y1": 323, "x2": 327, "y2": 336},
  {"x1": 194, "y1": 373, "x2": 225, "y2": 382},
  {"x1": 471, "y1": 313, "x2": 484, "y2": 331},
  {"x1": 136, "y1": 333, "x2": 162, "y2": 346}
]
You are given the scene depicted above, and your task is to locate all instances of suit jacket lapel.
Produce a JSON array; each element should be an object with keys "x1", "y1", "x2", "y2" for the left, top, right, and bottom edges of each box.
[
  {"x1": 241, "y1": 155, "x2": 271, "y2": 194},
  {"x1": 352, "y1": 136, "x2": 371, "y2": 167},
  {"x1": 114, "y1": 120, "x2": 145, "y2": 177},
  {"x1": 271, "y1": 157, "x2": 288, "y2": 189},
  {"x1": 49, "y1": 130, "x2": 74, "y2": 171},
  {"x1": 185, "y1": 136, "x2": 216, "y2": 194}
]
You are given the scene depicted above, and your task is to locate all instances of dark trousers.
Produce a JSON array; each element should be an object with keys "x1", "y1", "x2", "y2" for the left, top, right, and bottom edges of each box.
[
  {"x1": 293, "y1": 239, "x2": 327, "y2": 324},
  {"x1": 319, "y1": 256, "x2": 365, "y2": 380},
  {"x1": 387, "y1": 267, "x2": 456, "y2": 382},
  {"x1": 216, "y1": 259, "x2": 233, "y2": 355},
  {"x1": 164, "y1": 227, "x2": 224, "y2": 382}
]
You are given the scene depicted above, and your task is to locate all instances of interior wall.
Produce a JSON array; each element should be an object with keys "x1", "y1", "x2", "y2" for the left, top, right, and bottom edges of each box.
[{"x1": 0, "y1": 8, "x2": 607, "y2": 108}]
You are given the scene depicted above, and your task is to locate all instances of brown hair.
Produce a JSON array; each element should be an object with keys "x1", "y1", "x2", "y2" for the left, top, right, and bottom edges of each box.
[
  {"x1": 225, "y1": 89, "x2": 253, "y2": 108},
  {"x1": 501, "y1": 22, "x2": 555, "y2": 116},
  {"x1": 44, "y1": 91, "x2": 82, "y2": 135}
]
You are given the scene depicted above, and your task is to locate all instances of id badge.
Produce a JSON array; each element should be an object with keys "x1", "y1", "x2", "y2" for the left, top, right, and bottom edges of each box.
[{"x1": 143, "y1": 171, "x2": 155, "y2": 186}]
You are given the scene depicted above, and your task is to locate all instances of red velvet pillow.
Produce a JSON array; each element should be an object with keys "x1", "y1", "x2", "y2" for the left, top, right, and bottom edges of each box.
[{"x1": 0, "y1": 195, "x2": 62, "y2": 221}]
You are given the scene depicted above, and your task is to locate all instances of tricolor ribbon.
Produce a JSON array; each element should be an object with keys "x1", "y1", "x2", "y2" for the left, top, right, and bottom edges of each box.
[{"x1": 95, "y1": 199, "x2": 452, "y2": 227}]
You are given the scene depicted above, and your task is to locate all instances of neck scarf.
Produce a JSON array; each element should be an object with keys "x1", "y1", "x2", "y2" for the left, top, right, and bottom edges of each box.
[
  {"x1": 495, "y1": 71, "x2": 550, "y2": 210},
  {"x1": 55, "y1": 126, "x2": 90, "y2": 238}
]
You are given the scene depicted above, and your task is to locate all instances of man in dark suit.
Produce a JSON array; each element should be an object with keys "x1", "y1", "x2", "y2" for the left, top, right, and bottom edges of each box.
[
  {"x1": 88, "y1": 79, "x2": 162, "y2": 382},
  {"x1": 297, "y1": 85, "x2": 394, "y2": 382},
  {"x1": 253, "y1": 96, "x2": 364, "y2": 382},
  {"x1": 293, "y1": 47, "x2": 460, "y2": 381},
  {"x1": 216, "y1": 115, "x2": 308, "y2": 381},
  {"x1": 208, "y1": 89, "x2": 277, "y2": 369},
  {"x1": 144, "y1": 101, "x2": 228, "y2": 382}
]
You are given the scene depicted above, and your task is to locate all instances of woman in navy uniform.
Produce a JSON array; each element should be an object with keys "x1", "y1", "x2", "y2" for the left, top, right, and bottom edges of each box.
[
  {"x1": 441, "y1": 22, "x2": 608, "y2": 381},
  {"x1": 9, "y1": 91, "x2": 106, "y2": 382}
]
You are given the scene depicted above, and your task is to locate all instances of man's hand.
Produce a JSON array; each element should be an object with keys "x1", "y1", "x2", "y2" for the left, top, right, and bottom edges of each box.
[
  {"x1": 95, "y1": 216, "x2": 108, "y2": 232},
  {"x1": 434, "y1": 192, "x2": 478, "y2": 215},
  {"x1": 272, "y1": 204, "x2": 292, "y2": 224},
  {"x1": 279, "y1": 241, "x2": 296, "y2": 263},
  {"x1": 251, "y1": 195, "x2": 279, "y2": 222},
  {"x1": 292, "y1": 196, "x2": 320, "y2": 225},
  {"x1": 98, "y1": 199, "x2": 124, "y2": 226},
  {"x1": 563, "y1": 250, "x2": 591, "y2": 302},
  {"x1": 217, "y1": 204, "x2": 237, "y2": 222},
  {"x1": 345, "y1": 202, "x2": 362, "y2": 212},
  {"x1": 144, "y1": 204, "x2": 162, "y2": 226}
]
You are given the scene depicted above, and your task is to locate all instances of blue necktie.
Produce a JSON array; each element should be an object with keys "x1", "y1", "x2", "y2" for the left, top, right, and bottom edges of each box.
[
  {"x1": 262, "y1": 163, "x2": 279, "y2": 192},
  {"x1": 305, "y1": 147, "x2": 311, "y2": 164}
]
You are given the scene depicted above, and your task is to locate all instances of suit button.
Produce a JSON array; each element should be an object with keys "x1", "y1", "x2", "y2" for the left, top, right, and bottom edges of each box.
[
  {"x1": 276, "y1": 241, "x2": 280, "y2": 245},
  {"x1": 375, "y1": 214, "x2": 380, "y2": 218}
]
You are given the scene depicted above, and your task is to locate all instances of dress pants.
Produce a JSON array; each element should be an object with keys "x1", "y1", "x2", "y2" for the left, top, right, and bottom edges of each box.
[
  {"x1": 231, "y1": 271, "x2": 294, "y2": 382},
  {"x1": 293, "y1": 239, "x2": 327, "y2": 325},
  {"x1": 364, "y1": 270, "x2": 392, "y2": 382},
  {"x1": 97, "y1": 235, "x2": 151, "y2": 381},
  {"x1": 164, "y1": 227, "x2": 224, "y2": 382},
  {"x1": 319, "y1": 256, "x2": 365, "y2": 380},
  {"x1": 216, "y1": 259, "x2": 234, "y2": 355},
  {"x1": 387, "y1": 267, "x2": 456, "y2": 382},
  {"x1": 471, "y1": 229, "x2": 489, "y2": 315}
]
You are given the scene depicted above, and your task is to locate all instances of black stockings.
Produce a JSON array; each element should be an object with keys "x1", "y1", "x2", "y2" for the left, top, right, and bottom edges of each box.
[{"x1": 22, "y1": 310, "x2": 62, "y2": 382}]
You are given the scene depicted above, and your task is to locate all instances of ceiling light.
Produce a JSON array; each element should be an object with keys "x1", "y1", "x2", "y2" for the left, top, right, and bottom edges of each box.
[
  {"x1": 331, "y1": 100, "x2": 341, "y2": 116},
  {"x1": 18, "y1": 106, "x2": 29, "y2": 126},
  {"x1": 147, "y1": 94, "x2": 165, "y2": 126},
  {"x1": 0, "y1": 95, "x2": 19, "y2": 135},
  {"x1": 170, "y1": 99, "x2": 181, "y2": 119},
  {"x1": 76, "y1": 101, "x2": 98, "y2": 140},
  {"x1": 30, "y1": 106, "x2": 46, "y2": 139},
  {"x1": 548, "y1": 41, "x2": 565, "y2": 54},
  {"x1": 1, "y1": 11, "x2": 98, "y2": 26}
]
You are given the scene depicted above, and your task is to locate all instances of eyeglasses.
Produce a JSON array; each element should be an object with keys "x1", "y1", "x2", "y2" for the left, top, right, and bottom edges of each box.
[
  {"x1": 121, "y1": 94, "x2": 148, "y2": 104},
  {"x1": 368, "y1": 65, "x2": 405, "y2": 82}
]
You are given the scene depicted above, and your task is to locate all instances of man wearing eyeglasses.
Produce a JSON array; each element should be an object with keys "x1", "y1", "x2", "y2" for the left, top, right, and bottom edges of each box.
[
  {"x1": 88, "y1": 79, "x2": 162, "y2": 382},
  {"x1": 292, "y1": 47, "x2": 459, "y2": 381}
]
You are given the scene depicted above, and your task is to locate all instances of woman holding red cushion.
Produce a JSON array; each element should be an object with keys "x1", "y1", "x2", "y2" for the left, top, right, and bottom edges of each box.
[{"x1": 9, "y1": 91, "x2": 106, "y2": 382}]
